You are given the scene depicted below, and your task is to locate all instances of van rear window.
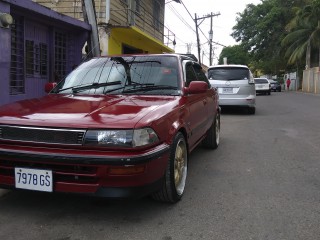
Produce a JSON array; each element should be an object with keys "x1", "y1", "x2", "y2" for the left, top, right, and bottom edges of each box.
[
  {"x1": 208, "y1": 67, "x2": 249, "y2": 81},
  {"x1": 254, "y1": 78, "x2": 269, "y2": 84}
]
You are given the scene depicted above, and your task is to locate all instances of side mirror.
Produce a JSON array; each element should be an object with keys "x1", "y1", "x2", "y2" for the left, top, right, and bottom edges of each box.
[
  {"x1": 45, "y1": 82, "x2": 57, "y2": 93},
  {"x1": 184, "y1": 81, "x2": 208, "y2": 94}
]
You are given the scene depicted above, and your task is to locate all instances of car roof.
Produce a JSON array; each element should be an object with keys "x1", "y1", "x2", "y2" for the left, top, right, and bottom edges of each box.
[
  {"x1": 176, "y1": 53, "x2": 198, "y2": 62},
  {"x1": 208, "y1": 64, "x2": 249, "y2": 69},
  {"x1": 97, "y1": 53, "x2": 199, "y2": 64}
]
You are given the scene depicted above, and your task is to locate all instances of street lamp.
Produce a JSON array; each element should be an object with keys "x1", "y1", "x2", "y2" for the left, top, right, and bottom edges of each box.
[{"x1": 0, "y1": 12, "x2": 13, "y2": 28}]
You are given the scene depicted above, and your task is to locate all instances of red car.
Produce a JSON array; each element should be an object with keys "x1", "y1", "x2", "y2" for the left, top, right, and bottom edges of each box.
[{"x1": 0, "y1": 54, "x2": 220, "y2": 203}]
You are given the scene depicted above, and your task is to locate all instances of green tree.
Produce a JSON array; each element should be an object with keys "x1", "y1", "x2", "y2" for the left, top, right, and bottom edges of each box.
[
  {"x1": 218, "y1": 45, "x2": 250, "y2": 65},
  {"x1": 282, "y1": 0, "x2": 320, "y2": 68},
  {"x1": 231, "y1": 0, "x2": 304, "y2": 75}
]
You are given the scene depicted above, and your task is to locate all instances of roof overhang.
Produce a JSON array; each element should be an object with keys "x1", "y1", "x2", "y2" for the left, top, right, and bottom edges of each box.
[
  {"x1": 112, "y1": 26, "x2": 174, "y2": 53},
  {"x1": 3, "y1": 0, "x2": 91, "y2": 31}
]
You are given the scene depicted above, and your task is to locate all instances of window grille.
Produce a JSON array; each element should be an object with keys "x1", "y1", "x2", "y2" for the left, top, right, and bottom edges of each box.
[
  {"x1": 54, "y1": 32, "x2": 67, "y2": 81},
  {"x1": 40, "y1": 43, "x2": 48, "y2": 76},
  {"x1": 10, "y1": 16, "x2": 25, "y2": 95},
  {"x1": 26, "y1": 40, "x2": 34, "y2": 75}
]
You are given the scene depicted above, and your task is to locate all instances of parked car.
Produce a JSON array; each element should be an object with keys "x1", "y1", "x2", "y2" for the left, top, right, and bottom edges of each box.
[
  {"x1": 269, "y1": 80, "x2": 282, "y2": 92},
  {"x1": 254, "y1": 78, "x2": 271, "y2": 95},
  {"x1": 207, "y1": 64, "x2": 256, "y2": 114},
  {"x1": 0, "y1": 54, "x2": 220, "y2": 203}
]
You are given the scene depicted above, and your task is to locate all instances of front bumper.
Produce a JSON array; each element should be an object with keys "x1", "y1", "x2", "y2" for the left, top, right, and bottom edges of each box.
[{"x1": 0, "y1": 143, "x2": 170, "y2": 198}]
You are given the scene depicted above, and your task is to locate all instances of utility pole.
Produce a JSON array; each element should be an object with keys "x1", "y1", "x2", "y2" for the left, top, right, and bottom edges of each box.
[
  {"x1": 186, "y1": 43, "x2": 192, "y2": 54},
  {"x1": 209, "y1": 13, "x2": 213, "y2": 66},
  {"x1": 195, "y1": 13, "x2": 201, "y2": 64},
  {"x1": 82, "y1": 0, "x2": 100, "y2": 58},
  {"x1": 194, "y1": 12, "x2": 220, "y2": 65}
]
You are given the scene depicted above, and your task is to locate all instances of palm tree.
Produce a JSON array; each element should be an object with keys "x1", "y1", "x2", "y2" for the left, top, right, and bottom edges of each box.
[{"x1": 282, "y1": 0, "x2": 320, "y2": 68}]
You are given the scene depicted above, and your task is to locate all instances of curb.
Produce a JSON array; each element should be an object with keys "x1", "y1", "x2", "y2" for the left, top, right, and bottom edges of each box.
[{"x1": 0, "y1": 189, "x2": 10, "y2": 197}]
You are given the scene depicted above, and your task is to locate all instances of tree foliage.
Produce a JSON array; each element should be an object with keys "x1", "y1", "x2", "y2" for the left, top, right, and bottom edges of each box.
[
  {"x1": 218, "y1": 45, "x2": 250, "y2": 65},
  {"x1": 228, "y1": 0, "x2": 309, "y2": 76},
  {"x1": 282, "y1": 0, "x2": 320, "y2": 68}
]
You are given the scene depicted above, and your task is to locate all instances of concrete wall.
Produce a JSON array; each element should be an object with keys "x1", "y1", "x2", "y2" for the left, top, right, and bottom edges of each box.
[{"x1": 303, "y1": 67, "x2": 320, "y2": 94}]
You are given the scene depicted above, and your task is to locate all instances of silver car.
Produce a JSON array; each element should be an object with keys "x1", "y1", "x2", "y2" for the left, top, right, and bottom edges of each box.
[
  {"x1": 254, "y1": 78, "x2": 271, "y2": 95},
  {"x1": 207, "y1": 65, "x2": 256, "y2": 114}
]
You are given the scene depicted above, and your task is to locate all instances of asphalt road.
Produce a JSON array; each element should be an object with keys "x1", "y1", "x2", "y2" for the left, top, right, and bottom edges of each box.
[{"x1": 1, "y1": 91, "x2": 320, "y2": 240}]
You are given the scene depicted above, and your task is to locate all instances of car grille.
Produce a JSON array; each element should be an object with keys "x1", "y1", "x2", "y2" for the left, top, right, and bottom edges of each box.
[{"x1": 0, "y1": 125, "x2": 85, "y2": 145}]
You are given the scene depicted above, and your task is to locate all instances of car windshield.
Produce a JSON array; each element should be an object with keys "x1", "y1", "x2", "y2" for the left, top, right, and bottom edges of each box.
[
  {"x1": 52, "y1": 56, "x2": 181, "y2": 95},
  {"x1": 207, "y1": 67, "x2": 250, "y2": 81},
  {"x1": 254, "y1": 78, "x2": 269, "y2": 84}
]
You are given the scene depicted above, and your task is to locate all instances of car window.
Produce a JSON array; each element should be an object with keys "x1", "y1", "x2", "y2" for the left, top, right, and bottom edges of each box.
[
  {"x1": 207, "y1": 67, "x2": 250, "y2": 81},
  {"x1": 185, "y1": 62, "x2": 197, "y2": 87},
  {"x1": 193, "y1": 63, "x2": 210, "y2": 86},
  {"x1": 254, "y1": 78, "x2": 269, "y2": 84}
]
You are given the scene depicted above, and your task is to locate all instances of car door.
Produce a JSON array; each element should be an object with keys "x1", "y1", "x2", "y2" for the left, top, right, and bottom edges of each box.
[{"x1": 183, "y1": 61, "x2": 211, "y2": 148}]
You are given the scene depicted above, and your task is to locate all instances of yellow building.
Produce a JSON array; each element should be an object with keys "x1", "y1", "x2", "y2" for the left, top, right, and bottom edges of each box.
[{"x1": 33, "y1": 0, "x2": 176, "y2": 55}]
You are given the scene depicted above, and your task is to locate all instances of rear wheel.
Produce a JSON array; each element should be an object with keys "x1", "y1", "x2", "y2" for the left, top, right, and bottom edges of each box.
[
  {"x1": 152, "y1": 132, "x2": 188, "y2": 203},
  {"x1": 202, "y1": 111, "x2": 220, "y2": 149},
  {"x1": 248, "y1": 107, "x2": 255, "y2": 114}
]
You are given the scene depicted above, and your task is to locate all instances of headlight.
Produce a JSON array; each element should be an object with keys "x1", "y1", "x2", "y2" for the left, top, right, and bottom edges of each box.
[
  {"x1": 132, "y1": 128, "x2": 159, "y2": 147},
  {"x1": 84, "y1": 128, "x2": 159, "y2": 147}
]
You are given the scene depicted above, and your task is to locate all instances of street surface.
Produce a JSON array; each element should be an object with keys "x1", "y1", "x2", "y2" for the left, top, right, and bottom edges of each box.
[{"x1": 1, "y1": 91, "x2": 320, "y2": 240}]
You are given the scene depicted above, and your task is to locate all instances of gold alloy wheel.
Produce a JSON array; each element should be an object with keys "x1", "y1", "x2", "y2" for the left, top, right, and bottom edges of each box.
[
  {"x1": 215, "y1": 113, "x2": 220, "y2": 146},
  {"x1": 174, "y1": 138, "x2": 187, "y2": 195}
]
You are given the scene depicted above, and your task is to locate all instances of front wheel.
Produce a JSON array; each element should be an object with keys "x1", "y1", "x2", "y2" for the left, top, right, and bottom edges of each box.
[{"x1": 152, "y1": 132, "x2": 188, "y2": 203}]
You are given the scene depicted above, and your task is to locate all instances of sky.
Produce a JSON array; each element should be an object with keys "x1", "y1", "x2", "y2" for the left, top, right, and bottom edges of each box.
[{"x1": 164, "y1": 0, "x2": 262, "y2": 66}]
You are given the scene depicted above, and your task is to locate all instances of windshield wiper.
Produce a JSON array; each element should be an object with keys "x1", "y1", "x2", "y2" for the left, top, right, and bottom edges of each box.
[
  {"x1": 122, "y1": 85, "x2": 178, "y2": 93},
  {"x1": 70, "y1": 81, "x2": 122, "y2": 93},
  {"x1": 103, "y1": 83, "x2": 154, "y2": 94}
]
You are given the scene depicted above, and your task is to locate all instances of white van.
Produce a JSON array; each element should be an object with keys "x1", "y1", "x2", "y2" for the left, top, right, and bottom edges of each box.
[{"x1": 207, "y1": 65, "x2": 256, "y2": 114}]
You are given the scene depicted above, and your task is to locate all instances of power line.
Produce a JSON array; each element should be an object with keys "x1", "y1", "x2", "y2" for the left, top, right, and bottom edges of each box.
[
  {"x1": 179, "y1": 0, "x2": 194, "y2": 22},
  {"x1": 167, "y1": 4, "x2": 195, "y2": 33}
]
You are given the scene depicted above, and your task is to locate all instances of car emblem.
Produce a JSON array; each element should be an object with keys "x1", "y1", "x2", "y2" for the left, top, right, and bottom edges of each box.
[{"x1": 225, "y1": 81, "x2": 231, "y2": 86}]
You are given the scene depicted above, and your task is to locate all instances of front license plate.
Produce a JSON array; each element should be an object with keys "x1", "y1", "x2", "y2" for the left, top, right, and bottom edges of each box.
[
  {"x1": 15, "y1": 168, "x2": 53, "y2": 192},
  {"x1": 222, "y1": 87, "x2": 233, "y2": 94}
]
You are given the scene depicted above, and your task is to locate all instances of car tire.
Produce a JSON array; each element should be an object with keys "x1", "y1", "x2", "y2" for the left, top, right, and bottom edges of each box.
[
  {"x1": 248, "y1": 107, "x2": 255, "y2": 114},
  {"x1": 202, "y1": 111, "x2": 220, "y2": 149},
  {"x1": 152, "y1": 132, "x2": 188, "y2": 203}
]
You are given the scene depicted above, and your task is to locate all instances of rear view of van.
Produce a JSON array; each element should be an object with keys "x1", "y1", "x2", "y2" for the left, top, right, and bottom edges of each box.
[{"x1": 207, "y1": 65, "x2": 256, "y2": 114}]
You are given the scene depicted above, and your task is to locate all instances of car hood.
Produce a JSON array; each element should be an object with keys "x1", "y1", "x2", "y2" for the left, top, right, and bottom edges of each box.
[{"x1": 0, "y1": 94, "x2": 179, "y2": 129}]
